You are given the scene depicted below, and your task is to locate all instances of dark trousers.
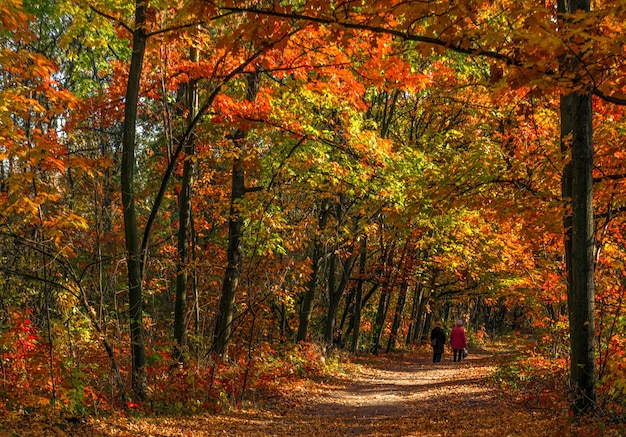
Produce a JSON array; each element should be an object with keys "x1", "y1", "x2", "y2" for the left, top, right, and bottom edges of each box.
[
  {"x1": 433, "y1": 352, "x2": 442, "y2": 363},
  {"x1": 453, "y1": 349, "x2": 463, "y2": 362}
]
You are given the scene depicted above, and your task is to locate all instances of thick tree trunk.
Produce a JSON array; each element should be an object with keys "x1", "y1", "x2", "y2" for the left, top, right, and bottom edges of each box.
[
  {"x1": 120, "y1": 1, "x2": 147, "y2": 401},
  {"x1": 558, "y1": 0, "x2": 596, "y2": 414},
  {"x1": 561, "y1": 91, "x2": 596, "y2": 412},
  {"x1": 212, "y1": 71, "x2": 260, "y2": 356},
  {"x1": 173, "y1": 47, "x2": 199, "y2": 363}
]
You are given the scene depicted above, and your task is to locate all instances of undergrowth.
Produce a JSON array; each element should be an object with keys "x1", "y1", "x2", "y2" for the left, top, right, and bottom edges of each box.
[{"x1": 491, "y1": 339, "x2": 626, "y2": 437}]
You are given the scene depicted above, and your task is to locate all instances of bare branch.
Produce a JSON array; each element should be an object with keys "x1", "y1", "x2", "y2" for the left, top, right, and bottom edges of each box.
[
  {"x1": 220, "y1": 6, "x2": 518, "y2": 65},
  {"x1": 593, "y1": 88, "x2": 626, "y2": 106},
  {"x1": 88, "y1": 4, "x2": 133, "y2": 34}
]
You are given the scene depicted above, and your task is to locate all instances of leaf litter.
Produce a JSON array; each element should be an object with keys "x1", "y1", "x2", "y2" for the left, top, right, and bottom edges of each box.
[{"x1": 1, "y1": 348, "x2": 621, "y2": 436}]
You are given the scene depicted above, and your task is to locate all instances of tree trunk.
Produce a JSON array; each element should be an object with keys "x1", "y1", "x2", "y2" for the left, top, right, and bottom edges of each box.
[
  {"x1": 120, "y1": 1, "x2": 147, "y2": 401},
  {"x1": 418, "y1": 274, "x2": 437, "y2": 342},
  {"x1": 324, "y1": 250, "x2": 338, "y2": 344},
  {"x1": 337, "y1": 285, "x2": 355, "y2": 337},
  {"x1": 406, "y1": 282, "x2": 423, "y2": 345},
  {"x1": 386, "y1": 280, "x2": 408, "y2": 352},
  {"x1": 212, "y1": 71, "x2": 260, "y2": 356},
  {"x1": 173, "y1": 46, "x2": 199, "y2": 363},
  {"x1": 371, "y1": 281, "x2": 390, "y2": 354},
  {"x1": 558, "y1": 0, "x2": 596, "y2": 414},
  {"x1": 371, "y1": 247, "x2": 394, "y2": 354},
  {"x1": 561, "y1": 91, "x2": 596, "y2": 412},
  {"x1": 350, "y1": 237, "x2": 367, "y2": 353},
  {"x1": 296, "y1": 246, "x2": 321, "y2": 343},
  {"x1": 323, "y1": 244, "x2": 357, "y2": 345},
  {"x1": 372, "y1": 278, "x2": 391, "y2": 354},
  {"x1": 297, "y1": 202, "x2": 329, "y2": 342}
]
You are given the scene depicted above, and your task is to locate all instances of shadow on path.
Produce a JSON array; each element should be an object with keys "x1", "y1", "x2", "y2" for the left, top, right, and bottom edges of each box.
[{"x1": 303, "y1": 349, "x2": 499, "y2": 419}]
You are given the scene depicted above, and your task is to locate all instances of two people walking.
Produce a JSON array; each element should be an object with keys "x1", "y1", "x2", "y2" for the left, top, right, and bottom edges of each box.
[{"x1": 430, "y1": 320, "x2": 467, "y2": 363}]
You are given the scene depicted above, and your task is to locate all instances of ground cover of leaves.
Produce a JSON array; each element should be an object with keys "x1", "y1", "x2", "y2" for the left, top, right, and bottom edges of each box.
[{"x1": 1, "y1": 349, "x2": 620, "y2": 436}]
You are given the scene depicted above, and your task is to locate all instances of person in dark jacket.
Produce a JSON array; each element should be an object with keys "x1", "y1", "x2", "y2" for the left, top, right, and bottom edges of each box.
[{"x1": 430, "y1": 322, "x2": 446, "y2": 363}]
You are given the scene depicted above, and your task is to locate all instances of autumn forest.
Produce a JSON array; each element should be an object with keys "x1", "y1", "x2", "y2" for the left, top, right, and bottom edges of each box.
[{"x1": 1, "y1": 0, "x2": 626, "y2": 434}]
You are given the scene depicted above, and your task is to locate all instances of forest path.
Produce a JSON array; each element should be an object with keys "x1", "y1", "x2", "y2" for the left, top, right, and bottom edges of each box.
[
  {"x1": 286, "y1": 349, "x2": 561, "y2": 436},
  {"x1": 4, "y1": 349, "x2": 568, "y2": 436}
]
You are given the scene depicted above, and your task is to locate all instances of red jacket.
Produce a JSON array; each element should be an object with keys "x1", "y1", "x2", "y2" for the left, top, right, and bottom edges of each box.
[{"x1": 450, "y1": 326, "x2": 467, "y2": 350}]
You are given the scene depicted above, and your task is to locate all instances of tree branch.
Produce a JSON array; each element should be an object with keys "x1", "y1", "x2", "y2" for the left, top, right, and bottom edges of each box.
[
  {"x1": 593, "y1": 88, "x2": 626, "y2": 106},
  {"x1": 139, "y1": 29, "x2": 304, "y2": 274},
  {"x1": 220, "y1": 6, "x2": 519, "y2": 65},
  {"x1": 593, "y1": 173, "x2": 626, "y2": 184},
  {"x1": 88, "y1": 4, "x2": 133, "y2": 34}
]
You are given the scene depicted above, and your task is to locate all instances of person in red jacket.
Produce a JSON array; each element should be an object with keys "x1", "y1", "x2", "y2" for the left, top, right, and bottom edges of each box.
[{"x1": 450, "y1": 320, "x2": 467, "y2": 362}]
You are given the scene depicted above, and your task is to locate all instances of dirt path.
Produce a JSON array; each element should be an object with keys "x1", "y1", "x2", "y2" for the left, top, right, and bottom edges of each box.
[
  {"x1": 304, "y1": 350, "x2": 499, "y2": 419},
  {"x1": 3, "y1": 349, "x2": 567, "y2": 436},
  {"x1": 286, "y1": 349, "x2": 561, "y2": 436}
]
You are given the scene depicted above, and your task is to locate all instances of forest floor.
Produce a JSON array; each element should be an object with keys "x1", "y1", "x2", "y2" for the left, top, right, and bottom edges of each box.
[{"x1": 1, "y1": 346, "x2": 619, "y2": 436}]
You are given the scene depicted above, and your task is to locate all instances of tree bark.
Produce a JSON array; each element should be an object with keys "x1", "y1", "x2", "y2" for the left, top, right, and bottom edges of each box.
[
  {"x1": 173, "y1": 46, "x2": 199, "y2": 363},
  {"x1": 406, "y1": 282, "x2": 423, "y2": 345},
  {"x1": 323, "y1": 243, "x2": 357, "y2": 345},
  {"x1": 418, "y1": 274, "x2": 437, "y2": 342},
  {"x1": 120, "y1": 1, "x2": 147, "y2": 401},
  {"x1": 212, "y1": 71, "x2": 260, "y2": 356},
  {"x1": 350, "y1": 237, "x2": 367, "y2": 353},
  {"x1": 297, "y1": 202, "x2": 330, "y2": 342},
  {"x1": 561, "y1": 91, "x2": 596, "y2": 412},
  {"x1": 386, "y1": 280, "x2": 408, "y2": 352},
  {"x1": 371, "y1": 279, "x2": 392, "y2": 354},
  {"x1": 371, "y1": 246, "x2": 394, "y2": 354},
  {"x1": 558, "y1": 0, "x2": 596, "y2": 413},
  {"x1": 296, "y1": 245, "x2": 321, "y2": 343}
]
